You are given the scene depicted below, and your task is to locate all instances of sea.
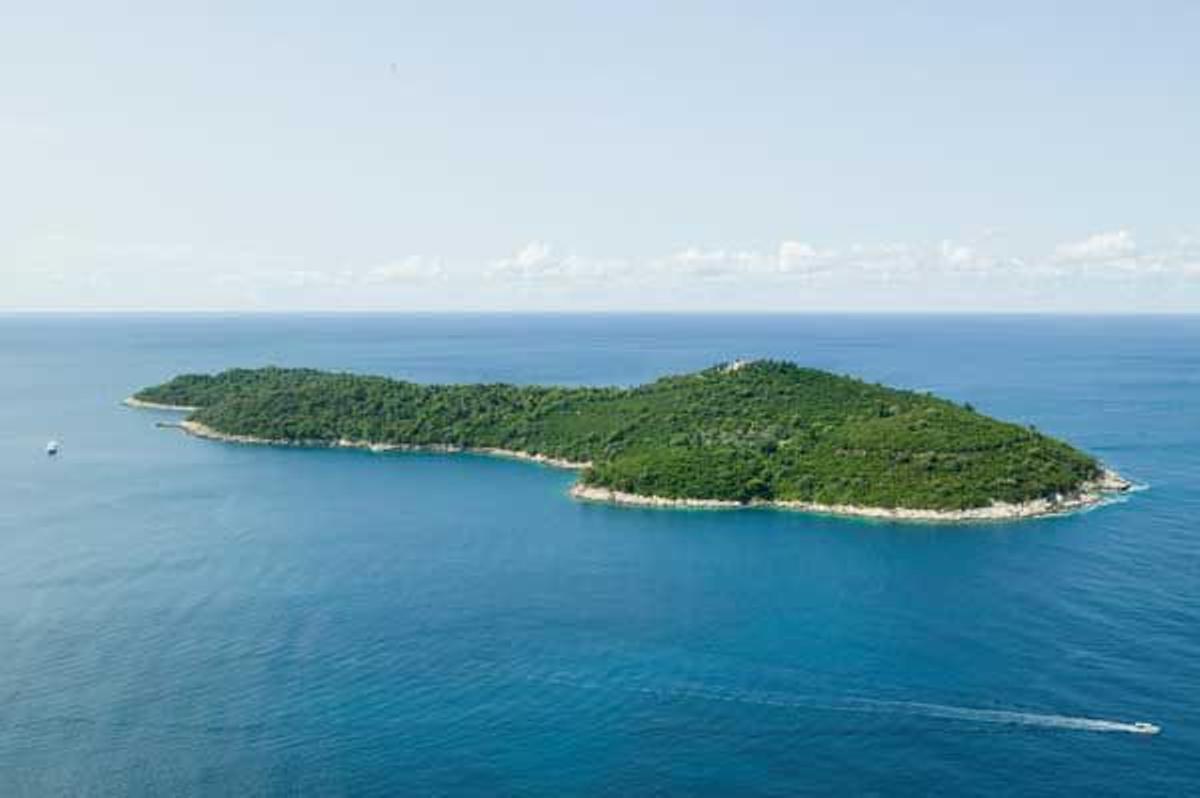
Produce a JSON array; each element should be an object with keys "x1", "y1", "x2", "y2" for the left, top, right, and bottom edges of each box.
[{"x1": 0, "y1": 313, "x2": 1197, "y2": 796}]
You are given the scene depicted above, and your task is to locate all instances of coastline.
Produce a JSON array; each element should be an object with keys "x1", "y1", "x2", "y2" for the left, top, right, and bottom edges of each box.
[
  {"x1": 570, "y1": 470, "x2": 1132, "y2": 522},
  {"x1": 128, "y1": 397, "x2": 1131, "y2": 523},
  {"x1": 172, "y1": 418, "x2": 592, "y2": 470},
  {"x1": 122, "y1": 397, "x2": 199, "y2": 411}
]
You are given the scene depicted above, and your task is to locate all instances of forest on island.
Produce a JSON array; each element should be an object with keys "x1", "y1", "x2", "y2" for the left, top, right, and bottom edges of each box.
[{"x1": 136, "y1": 361, "x2": 1100, "y2": 510}]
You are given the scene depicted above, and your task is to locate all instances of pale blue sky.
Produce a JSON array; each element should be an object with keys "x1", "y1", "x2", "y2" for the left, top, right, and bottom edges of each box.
[{"x1": 4, "y1": 2, "x2": 1198, "y2": 310}]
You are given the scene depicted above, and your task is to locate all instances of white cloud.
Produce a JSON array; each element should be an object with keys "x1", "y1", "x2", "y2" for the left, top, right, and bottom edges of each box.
[
  {"x1": 1174, "y1": 235, "x2": 1200, "y2": 278},
  {"x1": 778, "y1": 241, "x2": 838, "y2": 275},
  {"x1": 662, "y1": 247, "x2": 764, "y2": 279},
  {"x1": 651, "y1": 242, "x2": 840, "y2": 280},
  {"x1": 1043, "y1": 229, "x2": 1200, "y2": 279},
  {"x1": 279, "y1": 270, "x2": 332, "y2": 288},
  {"x1": 488, "y1": 241, "x2": 632, "y2": 282},
  {"x1": 939, "y1": 239, "x2": 975, "y2": 267},
  {"x1": 837, "y1": 242, "x2": 923, "y2": 281},
  {"x1": 9, "y1": 227, "x2": 1199, "y2": 310},
  {"x1": 488, "y1": 241, "x2": 560, "y2": 279},
  {"x1": 1054, "y1": 230, "x2": 1137, "y2": 263},
  {"x1": 510, "y1": 241, "x2": 554, "y2": 270},
  {"x1": 363, "y1": 256, "x2": 444, "y2": 284}
]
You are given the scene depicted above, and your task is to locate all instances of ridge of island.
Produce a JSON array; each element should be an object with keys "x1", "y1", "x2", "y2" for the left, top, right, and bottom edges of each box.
[{"x1": 126, "y1": 360, "x2": 1130, "y2": 522}]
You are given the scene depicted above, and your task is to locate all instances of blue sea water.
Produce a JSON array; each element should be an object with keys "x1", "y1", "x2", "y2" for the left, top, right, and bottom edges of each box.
[{"x1": 1, "y1": 313, "x2": 1198, "y2": 796}]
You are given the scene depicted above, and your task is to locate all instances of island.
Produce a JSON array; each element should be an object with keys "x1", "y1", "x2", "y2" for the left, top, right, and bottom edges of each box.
[{"x1": 126, "y1": 360, "x2": 1130, "y2": 522}]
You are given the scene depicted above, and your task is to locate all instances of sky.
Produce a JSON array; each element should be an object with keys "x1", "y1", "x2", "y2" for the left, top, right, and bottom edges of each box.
[{"x1": 3, "y1": 1, "x2": 1198, "y2": 312}]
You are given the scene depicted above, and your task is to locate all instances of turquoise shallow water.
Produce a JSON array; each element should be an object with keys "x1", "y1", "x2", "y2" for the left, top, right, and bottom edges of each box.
[{"x1": 1, "y1": 313, "x2": 1198, "y2": 795}]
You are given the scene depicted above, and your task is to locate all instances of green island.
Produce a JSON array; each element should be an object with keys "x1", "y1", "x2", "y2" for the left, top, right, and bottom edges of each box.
[{"x1": 127, "y1": 360, "x2": 1129, "y2": 521}]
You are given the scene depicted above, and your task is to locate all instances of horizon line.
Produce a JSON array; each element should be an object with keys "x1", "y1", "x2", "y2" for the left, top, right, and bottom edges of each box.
[{"x1": 2, "y1": 308, "x2": 1199, "y2": 318}]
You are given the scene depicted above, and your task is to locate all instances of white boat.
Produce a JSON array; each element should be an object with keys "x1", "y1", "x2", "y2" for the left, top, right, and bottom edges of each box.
[
  {"x1": 1131, "y1": 722, "x2": 1160, "y2": 735},
  {"x1": 46, "y1": 440, "x2": 59, "y2": 455}
]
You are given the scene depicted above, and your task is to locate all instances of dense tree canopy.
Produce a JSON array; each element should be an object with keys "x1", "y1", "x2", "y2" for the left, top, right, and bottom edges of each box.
[{"x1": 136, "y1": 361, "x2": 1101, "y2": 510}]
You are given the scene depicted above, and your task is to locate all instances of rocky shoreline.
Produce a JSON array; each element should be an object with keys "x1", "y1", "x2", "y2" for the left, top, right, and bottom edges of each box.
[
  {"x1": 166, "y1": 418, "x2": 592, "y2": 470},
  {"x1": 129, "y1": 397, "x2": 1131, "y2": 523},
  {"x1": 570, "y1": 470, "x2": 1132, "y2": 522},
  {"x1": 122, "y1": 397, "x2": 199, "y2": 411}
]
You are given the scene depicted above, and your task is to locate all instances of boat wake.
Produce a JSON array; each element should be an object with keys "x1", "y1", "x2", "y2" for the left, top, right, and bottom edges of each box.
[
  {"x1": 533, "y1": 673, "x2": 1159, "y2": 736},
  {"x1": 840, "y1": 698, "x2": 1160, "y2": 735}
]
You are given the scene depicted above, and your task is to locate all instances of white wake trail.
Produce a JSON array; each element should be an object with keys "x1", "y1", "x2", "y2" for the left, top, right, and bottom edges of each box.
[
  {"x1": 535, "y1": 673, "x2": 1160, "y2": 736},
  {"x1": 842, "y1": 699, "x2": 1160, "y2": 735}
]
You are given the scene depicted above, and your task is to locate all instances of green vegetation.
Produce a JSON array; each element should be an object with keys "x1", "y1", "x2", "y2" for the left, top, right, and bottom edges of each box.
[{"x1": 135, "y1": 361, "x2": 1101, "y2": 510}]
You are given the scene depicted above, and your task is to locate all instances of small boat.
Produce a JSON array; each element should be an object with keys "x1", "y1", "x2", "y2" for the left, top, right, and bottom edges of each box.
[
  {"x1": 46, "y1": 440, "x2": 59, "y2": 455},
  {"x1": 1130, "y1": 722, "x2": 1160, "y2": 735}
]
